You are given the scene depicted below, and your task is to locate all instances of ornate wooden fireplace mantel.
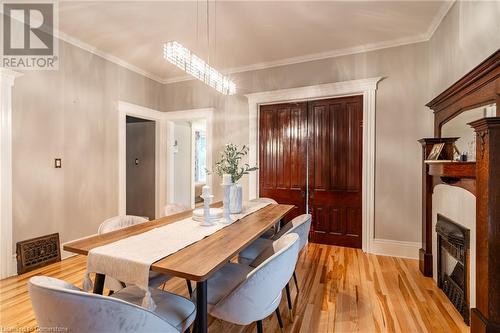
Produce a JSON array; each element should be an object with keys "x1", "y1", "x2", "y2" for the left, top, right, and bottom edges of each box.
[{"x1": 421, "y1": 49, "x2": 499, "y2": 333}]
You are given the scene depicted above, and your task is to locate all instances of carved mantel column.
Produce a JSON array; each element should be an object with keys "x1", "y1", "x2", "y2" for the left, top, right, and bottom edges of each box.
[{"x1": 470, "y1": 117, "x2": 500, "y2": 333}]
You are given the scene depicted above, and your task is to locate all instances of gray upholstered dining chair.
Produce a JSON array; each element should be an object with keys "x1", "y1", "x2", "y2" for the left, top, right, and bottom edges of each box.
[
  {"x1": 28, "y1": 276, "x2": 196, "y2": 333},
  {"x1": 193, "y1": 233, "x2": 300, "y2": 333},
  {"x1": 250, "y1": 197, "x2": 279, "y2": 237},
  {"x1": 250, "y1": 197, "x2": 278, "y2": 205},
  {"x1": 97, "y1": 215, "x2": 171, "y2": 293},
  {"x1": 98, "y1": 215, "x2": 149, "y2": 235},
  {"x1": 238, "y1": 214, "x2": 312, "y2": 318}
]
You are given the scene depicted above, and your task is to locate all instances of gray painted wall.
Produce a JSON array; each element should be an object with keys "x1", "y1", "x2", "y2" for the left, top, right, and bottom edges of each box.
[
  {"x1": 10, "y1": 1, "x2": 500, "y2": 253},
  {"x1": 12, "y1": 39, "x2": 163, "y2": 254},
  {"x1": 428, "y1": 1, "x2": 500, "y2": 97}
]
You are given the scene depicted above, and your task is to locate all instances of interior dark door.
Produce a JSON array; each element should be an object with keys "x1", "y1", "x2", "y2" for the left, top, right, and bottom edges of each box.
[
  {"x1": 126, "y1": 117, "x2": 156, "y2": 220},
  {"x1": 308, "y1": 96, "x2": 363, "y2": 248},
  {"x1": 259, "y1": 102, "x2": 307, "y2": 222}
]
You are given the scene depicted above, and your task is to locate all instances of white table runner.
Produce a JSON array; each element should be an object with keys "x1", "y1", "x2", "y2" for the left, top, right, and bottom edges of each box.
[{"x1": 83, "y1": 201, "x2": 270, "y2": 309}]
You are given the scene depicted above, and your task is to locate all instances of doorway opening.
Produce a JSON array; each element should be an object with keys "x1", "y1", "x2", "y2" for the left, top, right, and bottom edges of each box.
[
  {"x1": 126, "y1": 116, "x2": 156, "y2": 220},
  {"x1": 258, "y1": 95, "x2": 363, "y2": 248},
  {"x1": 171, "y1": 119, "x2": 208, "y2": 209}
]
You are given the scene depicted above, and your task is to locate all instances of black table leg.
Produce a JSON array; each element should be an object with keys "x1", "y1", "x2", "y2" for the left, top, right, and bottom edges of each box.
[
  {"x1": 93, "y1": 273, "x2": 105, "y2": 295},
  {"x1": 186, "y1": 279, "x2": 193, "y2": 297},
  {"x1": 195, "y1": 280, "x2": 208, "y2": 333}
]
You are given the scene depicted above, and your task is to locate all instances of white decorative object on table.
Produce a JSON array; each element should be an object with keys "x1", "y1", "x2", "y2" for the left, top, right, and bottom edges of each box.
[
  {"x1": 209, "y1": 144, "x2": 258, "y2": 215},
  {"x1": 192, "y1": 207, "x2": 223, "y2": 223},
  {"x1": 200, "y1": 185, "x2": 215, "y2": 226},
  {"x1": 229, "y1": 183, "x2": 243, "y2": 214},
  {"x1": 221, "y1": 174, "x2": 232, "y2": 224}
]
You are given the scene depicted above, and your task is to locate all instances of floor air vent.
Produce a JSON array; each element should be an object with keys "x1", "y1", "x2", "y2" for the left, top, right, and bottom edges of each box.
[{"x1": 16, "y1": 233, "x2": 61, "y2": 274}]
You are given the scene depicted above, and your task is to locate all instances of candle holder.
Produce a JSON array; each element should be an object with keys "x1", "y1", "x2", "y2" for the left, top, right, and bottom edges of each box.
[{"x1": 200, "y1": 186, "x2": 215, "y2": 226}]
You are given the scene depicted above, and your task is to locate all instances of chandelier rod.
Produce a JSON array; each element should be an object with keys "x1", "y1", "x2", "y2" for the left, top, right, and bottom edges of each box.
[
  {"x1": 196, "y1": 0, "x2": 199, "y2": 51},
  {"x1": 214, "y1": 0, "x2": 217, "y2": 67},
  {"x1": 206, "y1": 0, "x2": 210, "y2": 66}
]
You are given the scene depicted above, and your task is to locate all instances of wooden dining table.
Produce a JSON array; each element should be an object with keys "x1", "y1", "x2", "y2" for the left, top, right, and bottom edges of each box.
[{"x1": 63, "y1": 203, "x2": 294, "y2": 333}]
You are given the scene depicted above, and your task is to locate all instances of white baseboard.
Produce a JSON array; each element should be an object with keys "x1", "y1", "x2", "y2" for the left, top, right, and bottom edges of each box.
[
  {"x1": 61, "y1": 252, "x2": 77, "y2": 260},
  {"x1": 370, "y1": 238, "x2": 421, "y2": 259},
  {"x1": 4, "y1": 251, "x2": 76, "y2": 279}
]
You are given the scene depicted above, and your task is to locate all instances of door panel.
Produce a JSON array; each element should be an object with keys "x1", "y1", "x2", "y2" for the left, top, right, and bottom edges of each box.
[
  {"x1": 259, "y1": 103, "x2": 307, "y2": 222},
  {"x1": 308, "y1": 96, "x2": 363, "y2": 248}
]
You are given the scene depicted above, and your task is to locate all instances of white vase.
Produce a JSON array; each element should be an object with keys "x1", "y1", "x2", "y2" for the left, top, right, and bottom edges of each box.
[{"x1": 229, "y1": 183, "x2": 243, "y2": 214}]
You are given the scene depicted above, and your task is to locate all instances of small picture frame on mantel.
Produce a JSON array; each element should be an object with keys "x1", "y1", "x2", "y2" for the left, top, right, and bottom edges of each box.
[{"x1": 427, "y1": 143, "x2": 445, "y2": 160}]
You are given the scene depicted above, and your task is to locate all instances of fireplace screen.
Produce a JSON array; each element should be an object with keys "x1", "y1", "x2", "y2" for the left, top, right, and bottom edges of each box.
[{"x1": 436, "y1": 214, "x2": 470, "y2": 324}]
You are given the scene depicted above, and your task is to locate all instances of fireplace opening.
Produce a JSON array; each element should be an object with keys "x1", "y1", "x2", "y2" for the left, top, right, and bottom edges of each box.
[{"x1": 436, "y1": 214, "x2": 470, "y2": 324}]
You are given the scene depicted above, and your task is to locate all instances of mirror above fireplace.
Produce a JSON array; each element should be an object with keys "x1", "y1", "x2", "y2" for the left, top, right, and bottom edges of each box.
[{"x1": 441, "y1": 104, "x2": 496, "y2": 161}]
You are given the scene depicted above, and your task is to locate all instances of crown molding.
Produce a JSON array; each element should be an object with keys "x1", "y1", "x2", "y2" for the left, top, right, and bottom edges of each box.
[
  {"x1": 54, "y1": 1, "x2": 455, "y2": 86},
  {"x1": 424, "y1": 0, "x2": 455, "y2": 40},
  {"x1": 56, "y1": 31, "x2": 165, "y2": 84},
  {"x1": 0, "y1": 68, "x2": 23, "y2": 83},
  {"x1": 161, "y1": 34, "x2": 428, "y2": 85}
]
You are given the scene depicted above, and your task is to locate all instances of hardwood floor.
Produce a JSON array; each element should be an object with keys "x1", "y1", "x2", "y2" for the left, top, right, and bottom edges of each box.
[{"x1": 0, "y1": 244, "x2": 469, "y2": 333}]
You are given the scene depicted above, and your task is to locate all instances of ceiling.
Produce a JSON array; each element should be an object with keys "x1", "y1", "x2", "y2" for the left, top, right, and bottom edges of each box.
[{"x1": 58, "y1": 1, "x2": 452, "y2": 83}]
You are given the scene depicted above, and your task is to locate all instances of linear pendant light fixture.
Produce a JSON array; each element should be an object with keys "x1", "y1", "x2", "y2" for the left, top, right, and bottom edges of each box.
[
  {"x1": 163, "y1": 0, "x2": 236, "y2": 95},
  {"x1": 163, "y1": 41, "x2": 236, "y2": 95}
]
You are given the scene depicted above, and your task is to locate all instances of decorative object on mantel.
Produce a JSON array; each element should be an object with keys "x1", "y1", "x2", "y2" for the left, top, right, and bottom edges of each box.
[
  {"x1": 453, "y1": 144, "x2": 461, "y2": 161},
  {"x1": 427, "y1": 142, "x2": 445, "y2": 160},
  {"x1": 221, "y1": 174, "x2": 232, "y2": 224},
  {"x1": 210, "y1": 144, "x2": 258, "y2": 214},
  {"x1": 467, "y1": 139, "x2": 476, "y2": 161}
]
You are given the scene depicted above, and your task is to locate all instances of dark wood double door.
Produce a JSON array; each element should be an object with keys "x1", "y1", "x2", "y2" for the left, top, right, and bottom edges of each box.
[{"x1": 259, "y1": 96, "x2": 363, "y2": 248}]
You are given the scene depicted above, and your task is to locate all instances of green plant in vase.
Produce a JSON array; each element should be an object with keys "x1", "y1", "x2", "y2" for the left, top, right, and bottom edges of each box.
[
  {"x1": 212, "y1": 144, "x2": 258, "y2": 182},
  {"x1": 210, "y1": 144, "x2": 258, "y2": 213}
]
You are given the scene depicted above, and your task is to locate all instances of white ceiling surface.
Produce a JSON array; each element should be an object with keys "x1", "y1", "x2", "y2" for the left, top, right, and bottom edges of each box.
[{"x1": 58, "y1": 1, "x2": 452, "y2": 83}]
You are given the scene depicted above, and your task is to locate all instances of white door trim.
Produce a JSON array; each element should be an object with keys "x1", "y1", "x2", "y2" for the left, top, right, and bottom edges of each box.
[
  {"x1": 0, "y1": 69, "x2": 23, "y2": 278},
  {"x1": 163, "y1": 108, "x2": 214, "y2": 208},
  {"x1": 245, "y1": 77, "x2": 382, "y2": 253},
  {"x1": 118, "y1": 101, "x2": 167, "y2": 219}
]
